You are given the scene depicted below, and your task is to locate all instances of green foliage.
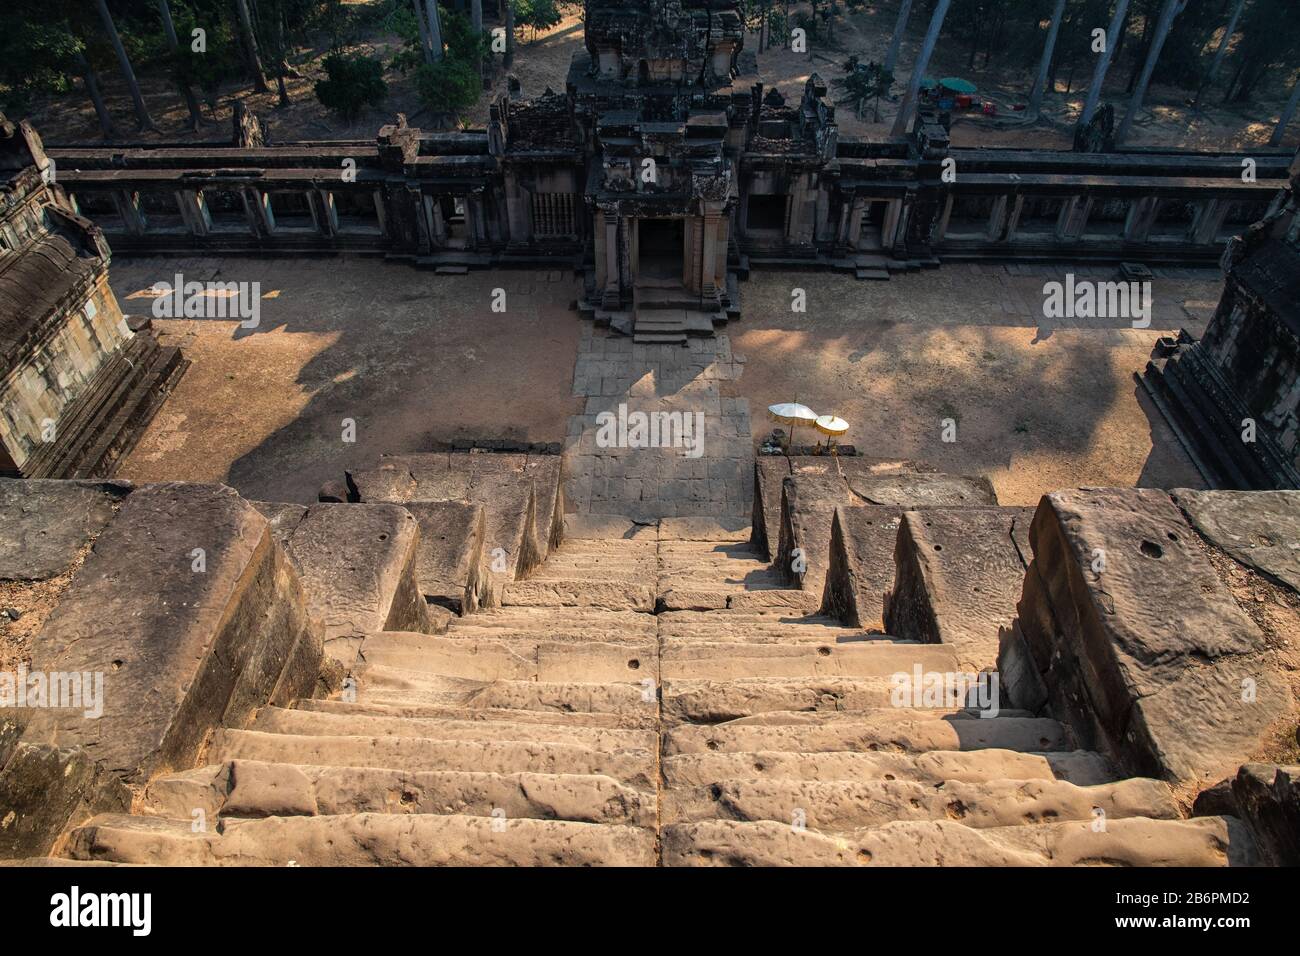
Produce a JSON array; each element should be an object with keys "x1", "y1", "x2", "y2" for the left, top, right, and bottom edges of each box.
[
  {"x1": 314, "y1": 52, "x2": 388, "y2": 121},
  {"x1": 832, "y1": 56, "x2": 892, "y2": 121},
  {"x1": 172, "y1": 10, "x2": 240, "y2": 108},
  {"x1": 414, "y1": 56, "x2": 479, "y2": 118},
  {"x1": 513, "y1": 0, "x2": 562, "y2": 39}
]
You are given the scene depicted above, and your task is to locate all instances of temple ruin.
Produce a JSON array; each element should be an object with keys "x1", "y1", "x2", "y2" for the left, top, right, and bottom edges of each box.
[{"x1": 0, "y1": 0, "x2": 1296, "y2": 871}]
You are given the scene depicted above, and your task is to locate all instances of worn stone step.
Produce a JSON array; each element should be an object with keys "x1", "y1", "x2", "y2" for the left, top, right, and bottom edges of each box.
[
  {"x1": 663, "y1": 677, "x2": 927, "y2": 722},
  {"x1": 349, "y1": 667, "x2": 656, "y2": 716},
  {"x1": 293, "y1": 697, "x2": 653, "y2": 730},
  {"x1": 657, "y1": 624, "x2": 888, "y2": 644},
  {"x1": 662, "y1": 749, "x2": 1117, "y2": 789},
  {"x1": 253, "y1": 706, "x2": 657, "y2": 750},
  {"x1": 657, "y1": 518, "x2": 751, "y2": 541},
  {"x1": 502, "y1": 580, "x2": 655, "y2": 611},
  {"x1": 558, "y1": 515, "x2": 658, "y2": 540},
  {"x1": 659, "y1": 641, "x2": 958, "y2": 680},
  {"x1": 67, "y1": 813, "x2": 657, "y2": 866},
  {"x1": 452, "y1": 607, "x2": 657, "y2": 632},
  {"x1": 357, "y1": 632, "x2": 654, "y2": 683},
  {"x1": 662, "y1": 715, "x2": 1069, "y2": 755},
  {"x1": 207, "y1": 729, "x2": 656, "y2": 790},
  {"x1": 143, "y1": 760, "x2": 655, "y2": 826},
  {"x1": 662, "y1": 776, "x2": 1179, "y2": 830},
  {"x1": 662, "y1": 816, "x2": 1256, "y2": 867}
]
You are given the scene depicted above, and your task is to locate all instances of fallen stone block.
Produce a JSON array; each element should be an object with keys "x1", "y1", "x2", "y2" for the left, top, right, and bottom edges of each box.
[{"x1": 1002, "y1": 488, "x2": 1291, "y2": 787}]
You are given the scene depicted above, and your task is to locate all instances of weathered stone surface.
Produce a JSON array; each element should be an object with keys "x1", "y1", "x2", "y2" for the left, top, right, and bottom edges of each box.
[
  {"x1": 67, "y1": 812, "x2": 657, "y2": 866},
  {"x1": 845, "y1": 473, "x2": 997, "y2": 509},
  {"x1": 0, "y1": 479, "x2": 132, "y2": 581},
  {"x1": 259, "y1": 502, "x2": 432, "y2": 667},
  {"x1": 821, "y1": 505, "x2": 905, "y2": 630},
  {"x1": 1004, "y1": 488, "x2": 1291, "y2": 785},
  {"x1": 663, "y1": 816, "x2": 1256, "y2": 867},
  {"x1": 1231, "y1": 763, "x2": 1300, "y2": 865},
  {"x1": 402, "y1": 500, "x2": 487, "y2": 614},
  {"x1": 0, "y1": 742, "x2": 129, "y2": 858},
  {"x1": 1172, "y1": 489, "x2": 1300, "y2": 593},
  {"x1": 884, "y1": 507, "x2": 1033, "y2": 671},
  {"x1": 143, "y1": 760, "x2": 656, "y2": 827},
  {"x1": 777, "y1": 473, "x2": 854, "y2": 599},
  {"x1": 15, "y1": 484, "x2": 323, "y2": 795}
]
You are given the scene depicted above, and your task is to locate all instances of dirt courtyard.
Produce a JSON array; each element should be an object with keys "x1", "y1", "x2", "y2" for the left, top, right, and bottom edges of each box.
[
  {"x1": 110, "y1": 255, "x2": 1218, "y2": 509},
  {"x1": 732, "y1": 264, "x2": 1220, "y2": 506},
  {"x1": 110, "y1": 258, "x2": 584, "y2": 503}
]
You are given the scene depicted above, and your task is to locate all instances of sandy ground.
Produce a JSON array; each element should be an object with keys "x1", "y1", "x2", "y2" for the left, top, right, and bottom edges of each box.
[
  {"x1": 731, "y1": 264, "x2": 1220, "y2": 506},
  {"x1": 108, "y1": 254, "x2": 1218, "y2": 511},
  {"x1": 17, "y1": 2, "x2": 1295, "y2": 152},
  {"x1": 110, "y1": 259, "x2": 584, "y2": 503}
]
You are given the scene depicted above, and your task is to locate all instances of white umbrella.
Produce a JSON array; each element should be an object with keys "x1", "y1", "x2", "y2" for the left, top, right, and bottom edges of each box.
[
  {"x1": 768, "y1": 402, "x2": 818, "y2": 452},
  {"x1": 814, "y1": 415, "x2": 849, "y2": 436}
]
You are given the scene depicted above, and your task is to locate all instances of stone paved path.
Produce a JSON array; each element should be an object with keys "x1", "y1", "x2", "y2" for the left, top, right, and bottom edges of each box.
[{"x1": 563, "y1": 328, "x2": 753, "y2": 520}]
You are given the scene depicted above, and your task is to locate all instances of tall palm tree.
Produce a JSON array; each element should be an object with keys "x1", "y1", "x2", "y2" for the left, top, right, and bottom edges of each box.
[
  {"x1": 1192, "y1": 0, "x2": 1246, "y2": 110},
  {"x1": 890, "y1": 0, "x2": 951, "y2": 137},
  {"x1": 94, "y1": 0, "x2": 157, "y2": 132},
  {"x1": 155, "y1": 0, "x2": 204, "y2": 130},
  {"x1": 1027, "y1": 0, "x2": 1069, "y2": 121},
  {"x1": 884, "y1": 0, "x2": 913, "y2": 76},
  {"x1": 234, "y1": 0, "x2": 271, "y2": 93},
  {"x1": 1077, "y1": 0, "x2": 1132, "y2": 135},
  {"x1": 1116, "y1": 0, "x2": 1187, "y2": 144}
]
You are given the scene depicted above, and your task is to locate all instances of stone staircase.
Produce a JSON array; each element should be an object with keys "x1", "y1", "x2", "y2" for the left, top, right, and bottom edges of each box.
[{"x1": 54, "y1": 511, "x2": 1256, "y2": 867}]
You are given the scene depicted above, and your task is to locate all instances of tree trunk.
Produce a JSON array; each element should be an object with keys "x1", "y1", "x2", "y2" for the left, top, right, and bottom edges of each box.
[
  {"x1": 1269, "y1": 76, "x2": 1300, "y2": 146},
  {"x1": 155, "y1": 0, "x2": 205, "y2": 130},
  {"x1": 234, "y1": 0, "x2": 271, "y2": 93},
  {"x1": 426, "y1": 0, "x2": 444, "y2": 63},
  {"x1": 1077, "y1": 0, "x2": 1132, "y2": 133},
  {"x1": 505, "y1": 0, "x2": 516, "y2": 66},
  {"x1": 1117, "y1": 0, "x2": 1186, "y2": 145},
  {"x1": 275, "y1": 8, "x2": 291, "y2": 108},
  {"x1": 890, "y1": 0, "x2": 951, "y2": 137},
  {"x1": 471, "y1": 0, "x2": 484, "y2": 87},
  {"x1": 1125, "y1": 11, "x2": 1152, "y2": 94},
  {"x1": 884, "y1": 0, "x2": 914, "y2": 75},
  {"x1": 1193, "y1": 0, "x2": 1245, "y2": 109},
  {"x1": 1026, "y1": 0, "x2": 1067, "y2": 119},
  {"x1": 413, "y1": 0, "x2": 435, "y2": 65},
  {"x1": 74, "y1": 48, "x2": 118, "y2": 140},
  {"x1": 94, "y1": 0, "x2": 157, "y2": 132}
]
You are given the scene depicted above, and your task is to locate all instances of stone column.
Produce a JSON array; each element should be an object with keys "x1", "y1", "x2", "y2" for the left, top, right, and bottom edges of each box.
[
  {"x1": 602, "y1": 212, "x2": 620, "y2": 308},
  {"x1": 985, "y1": 195, "x2": 1009, "y2": 241},
  {"x1": 701, "y1": 210, "x2": 720, "y2": 297}
]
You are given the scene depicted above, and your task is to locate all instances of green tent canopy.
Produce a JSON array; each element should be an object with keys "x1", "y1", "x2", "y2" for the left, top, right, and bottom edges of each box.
[{"x1": 939, "y1": 77, "x2": 977, "y2": 94}]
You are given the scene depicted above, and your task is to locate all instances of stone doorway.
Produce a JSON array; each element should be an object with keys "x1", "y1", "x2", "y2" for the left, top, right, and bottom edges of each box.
[{"x1": 638, "y1": 218, "x2": 684, "y2": 282}]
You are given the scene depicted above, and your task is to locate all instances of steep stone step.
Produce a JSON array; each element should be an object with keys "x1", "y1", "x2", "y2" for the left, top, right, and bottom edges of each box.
[
  {"x1": 662, "y1": 677, "x2": 916, "y2": 722},
  {"x1": 143, "y1": 760, "x2": 655, "y2": 826},
  {"x1": 659, "y1": 641, "x2": 959, "y2": 680},
  {"x1": 656, "y1": 621, "x2": 889, "y2": 644},
  {"x1": 662, "y1": 749, "x2": 1117, "y2": 788},
  {"x1": 207, "y1": 729, "x2": 657, "y2": 791},
  {"x1": 357, "y1": 632, "x2": 654, "y2": 683},
  {"x1": 451, "y1": 607, "x2": 657, "y2": 633},
  {"x1": 66, "y1": 813, "x2": 657, "y2": 866},
  {"x1": 502, "y1": 580, "x2": 655, "y2": 611},
  {"x1": 662, "y1": 816, "x2": 1256, "y2": 867},
  {"x1": 662, "y1": 776, "x2": 1179, "y2": 830},
  {"x1": 294, "y1": 697, "x2": 653, "y2": 730},
  {"x1": 662, "y1": 716, "x2": 1069, "y2": 755},
  {"x1": 345, "y1": 667, "x2": 656, "y2": 716},
  {"x1": 253, "y1": 706, "x2": 657, "y2": 750}
]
